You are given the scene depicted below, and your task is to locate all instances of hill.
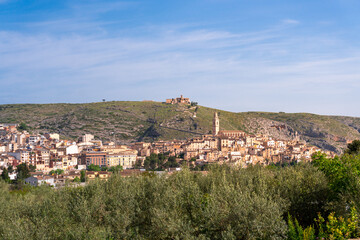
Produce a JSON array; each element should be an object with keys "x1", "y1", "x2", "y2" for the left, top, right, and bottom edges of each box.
[{"x1": 1, "y1": 101, "x2": 359, "y2": 153}]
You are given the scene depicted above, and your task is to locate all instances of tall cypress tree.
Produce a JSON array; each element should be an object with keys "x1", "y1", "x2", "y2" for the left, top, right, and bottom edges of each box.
[{"x1": 1, "y1": 168, "x2": 10, "y2": 182}]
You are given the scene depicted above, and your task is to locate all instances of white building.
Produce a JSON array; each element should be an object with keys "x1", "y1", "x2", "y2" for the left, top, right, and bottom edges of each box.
[{"x1": 66, "y1": 144, "x2": 79, "y2": 155}]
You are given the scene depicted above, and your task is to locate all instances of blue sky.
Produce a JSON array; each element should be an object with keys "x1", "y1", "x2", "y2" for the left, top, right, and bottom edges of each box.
[{"x1": 1, "y1": 0, "x2": 360, "y2": 116}]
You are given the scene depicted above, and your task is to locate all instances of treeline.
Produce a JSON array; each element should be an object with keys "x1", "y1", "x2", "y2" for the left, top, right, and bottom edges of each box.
[
  {"x1": 137, "y1": 153, "x2": 207, "y2": 171},
  {"x1": 137, "y1": 153, "x2": 181, "y2": 170},
  {"x1": 1, "y1": 143, "x2": 360, "y2": 239}
]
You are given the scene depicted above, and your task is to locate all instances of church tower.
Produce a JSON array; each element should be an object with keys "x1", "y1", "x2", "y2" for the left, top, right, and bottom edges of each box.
[
  {"x1": 295, "y1": 131, "x2": 299, "y2": 142},
  {"x1": 213, "y1": 112, "x2": 219, "y2": 136}
]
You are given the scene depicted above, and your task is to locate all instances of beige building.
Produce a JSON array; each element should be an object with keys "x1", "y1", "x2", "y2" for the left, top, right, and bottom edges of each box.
[{"x1": 106, "y1": 151, "x2": 137, "y2": 169}]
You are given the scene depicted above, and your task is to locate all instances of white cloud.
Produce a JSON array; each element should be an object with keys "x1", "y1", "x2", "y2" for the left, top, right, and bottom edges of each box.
[
  {"x1": 0, "y1": 19, "x2": 360, "y2": 116},
  {"x1": 282, "y1": 19, "x2": 300, "y2": 25}
]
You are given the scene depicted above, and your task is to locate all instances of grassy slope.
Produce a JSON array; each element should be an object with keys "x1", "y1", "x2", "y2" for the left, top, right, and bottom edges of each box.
[{"x1": 0, "y1": 102, "x2": 359, "y2": 152}]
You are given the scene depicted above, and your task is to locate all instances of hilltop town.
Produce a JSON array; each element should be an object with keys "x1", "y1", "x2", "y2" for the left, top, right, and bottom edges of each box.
[{"x1": 0, "y1": 98, "x2": 335, "y2": 186}]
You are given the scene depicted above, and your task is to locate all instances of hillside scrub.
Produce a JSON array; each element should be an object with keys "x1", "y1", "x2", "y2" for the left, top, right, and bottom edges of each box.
[
  {"x1": 3, "y1": 152, "x2": 360, "y2": 239},
  {"x1": 0, "y1": 163, "x2": 334, "y2": 239}
]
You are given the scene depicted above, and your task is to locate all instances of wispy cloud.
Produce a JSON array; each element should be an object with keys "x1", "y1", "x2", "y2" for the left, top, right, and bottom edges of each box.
[
  {"x1": 282, "y1": 19, "x2": 300, "y2": 25},
  {"x1": 0, "y1": 12, "x2": 360, "y2": 116}
]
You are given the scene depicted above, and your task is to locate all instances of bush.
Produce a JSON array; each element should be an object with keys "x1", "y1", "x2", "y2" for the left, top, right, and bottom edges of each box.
[
  {"x1": 0, "y1": 166, "x2": 289, "y2": 239},
  {"x1": 3, "y1": 160, "x2": 360, "y2": 239},
  {"x1": 315, "y1": 206, "x2": 360, "y2": 239}
]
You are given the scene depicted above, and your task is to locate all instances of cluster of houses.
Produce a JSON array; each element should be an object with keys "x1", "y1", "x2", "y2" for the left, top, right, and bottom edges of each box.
[
  {"x1": 0, "y1": 112, "x2": 334, "y2": 186},
  {"x1": 132, "y1": 112, "x2": 335, "y2": 166},
  {"x1": 0, "y1": 123, "x2": 139, "y2": 185}
]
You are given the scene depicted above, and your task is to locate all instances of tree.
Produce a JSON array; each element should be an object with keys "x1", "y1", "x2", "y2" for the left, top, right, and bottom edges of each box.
[
  {"x1": 143, "y1": 153, "x2": 159, "y2": 170},
  {"x1": 149, "y1": 153, "x2": 159, "y2": 170},
  {"x1": 1, "y1": 168, "x2": 10, "y2": 182},
  {"x1": 80, "y1": 170, "x2": 86, "y2": 182},
  {"x1": 29, "y1": 165, "x2": 36, "y2": 172},
  {"x1": 109, "y1": 165, "x2": 122, "y2": 173},
  {"x1": 101, "y1": 166, "x2": 108, "y2": 171},
  {"x1": 143, "y1": 158, "x2": 150, "y2": 170},
  {"x1": 134, "y1": 159, "x2": 143, "y2": 169},
  {"x1": 7, "y1": 165, "x2": 13, "y2": 173},
  {"x1": 88, "y1": 164, "x2": 101, "y2": 171},
  {"x1": 73, "y1": 177, "x2": 81, "y2": 183},
  {"x1": 165, "y1": 156, "x2": 179, "y2": 168},
  {"x1": 17, "y1": 122, "x2": 29, "y2": 131},
  {"x1": 345, "y1": 140, "x2": 360, "y2": 155},
  {"x1": 158, "y1": 153, "x2": 166, "y2": 167},
  {"x1": 49, "y1": 169, "x2": 64, "y2": 175},
  {"x1": 16, "y1": 163, "x2": 30, "y2": 180}
]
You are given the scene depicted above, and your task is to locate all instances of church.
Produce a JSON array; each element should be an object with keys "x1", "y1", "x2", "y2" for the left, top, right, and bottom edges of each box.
[{"x1": 213, "y1": 112, "x2": 246, "y2": 138}]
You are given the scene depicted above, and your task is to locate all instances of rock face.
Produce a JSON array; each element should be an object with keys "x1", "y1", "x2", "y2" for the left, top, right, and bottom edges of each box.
[
  {"x1": 238, "y1": 114, "x2": 358, "y2": 153},
  {"x1": 0, "y1": 102, "x2": 359, "y2": 153}
]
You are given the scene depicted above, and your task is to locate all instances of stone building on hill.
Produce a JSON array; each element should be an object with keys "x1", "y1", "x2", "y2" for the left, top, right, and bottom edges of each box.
[{"x1": 166, "y1": 95, "x2": 191, "y2": 105}]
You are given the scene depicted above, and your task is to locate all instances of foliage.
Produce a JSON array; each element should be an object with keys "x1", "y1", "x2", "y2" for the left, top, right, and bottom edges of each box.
[
  {"x1": 0, "y1": 165, "x2": 292, "y2": 239},
  {"x1": 315, "y1": 206, "x2": 360, "y2": 239},
  {"x1": 165, "y1": 156, "x2": 179, "y2": 168},
  {"x1": 143, "y1": 153, "x2": 179, "y2": 170},
  {"x1": 29, "y1": 165, "x2": 36, "y2": 172},
  {"x1": 134, "y1": 159, "x2": 143, "y2": 169},
  {"x1": 3, "y1": 153, "x2": 360, "y2": 239},
  {"x1": 191, "y1": 164, "x2": 209, "y2": 171},
  {"x1": 16, "y1": 163, "x2": 30, "y2": 180},
  {"x1": 16, "y1": 122, "x2": 29, "y2": 131},
  {"x1": 312, "y1": 152, "x2": 360, "y2": 213},
  {"x1": 49, "y1": 169, "x2": 64, "y2": 175},
  {"x1": 270, "y1": 163, "x2": 330, "y2": 226},
  {"x1": 345, "y1": 140, "x2": 360, "y2": 155},
  {"x1": 108, "y1": 165, "x2": 123, "y2": 173},
  {"x1": 287, "y1": 214, "x2": 315, "y2": 240},
  {"x1": 87, "y1": 164, "x2": 101, "y2": 171},
  {"x1": 1, "y1": 168, "x2": 10, "y2": 182},
  {"x1": 80, "y1": 170, "x2": 86, "y2": 182},
  {"x1": 73, "y1": 177, "x2": 81, "y2": 183}
]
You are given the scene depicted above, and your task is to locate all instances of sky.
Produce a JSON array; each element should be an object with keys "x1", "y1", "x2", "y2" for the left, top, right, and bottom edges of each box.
[{"x1": 1, "y1": 0, "x2": 360, "y2": 116}]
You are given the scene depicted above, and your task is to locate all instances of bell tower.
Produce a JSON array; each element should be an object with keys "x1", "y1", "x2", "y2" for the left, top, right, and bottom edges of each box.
[{"x1": 213, "y1": 112, "x2": 219, "y2": 136}]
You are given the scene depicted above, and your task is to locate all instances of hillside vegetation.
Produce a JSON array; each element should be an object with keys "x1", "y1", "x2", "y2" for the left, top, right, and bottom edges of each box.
[
  {"x1": 3, "y1": 152, "x2": 360, "y2": 239},
  {"x1": 1, "y1": 101, "x2": 360, "y2": 153}
]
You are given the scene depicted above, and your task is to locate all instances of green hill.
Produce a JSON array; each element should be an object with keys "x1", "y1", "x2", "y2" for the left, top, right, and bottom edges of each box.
[{"x1": 1, "y1": 101, "x2": 359, "y2": 153}]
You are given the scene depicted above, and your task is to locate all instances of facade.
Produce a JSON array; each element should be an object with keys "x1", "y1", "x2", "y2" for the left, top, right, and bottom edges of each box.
[
  {"x1": 106, "y1": 152, "x2": 136, "y2": 169},
  {"x1": 218, "y1": 130, "x2": 245, "y2": 138},
  {"x1": 82, "y1": 152, "x2": 107, "y2": 167},
  {"x1": 81, "y1": 134, "x2": 94, "y2": 143}
]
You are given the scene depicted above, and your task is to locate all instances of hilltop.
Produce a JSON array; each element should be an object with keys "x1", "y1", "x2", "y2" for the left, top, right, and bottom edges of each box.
[{"x1": 0, "y1": 101, "x2": 359, "y2": 153}]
